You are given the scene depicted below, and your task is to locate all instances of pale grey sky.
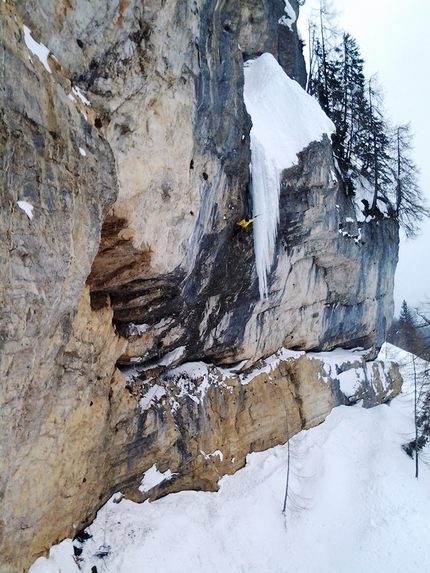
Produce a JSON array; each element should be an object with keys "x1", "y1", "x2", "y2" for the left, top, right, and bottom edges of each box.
[{"x1": 298, "y1": 0, "x2": 430, "y2": 313}]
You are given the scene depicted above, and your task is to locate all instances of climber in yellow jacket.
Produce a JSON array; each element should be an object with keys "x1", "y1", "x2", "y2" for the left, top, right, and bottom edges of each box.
[
  {"x1": 236, "y1": 217, "x2": 256, "y2": 228},
  {"x1": 231, "y1": 216, "x2": 258, "y2": 241}
]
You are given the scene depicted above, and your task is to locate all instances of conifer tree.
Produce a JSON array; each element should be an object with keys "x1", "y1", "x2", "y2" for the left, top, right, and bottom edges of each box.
[
  {"x1": 364, "y1": 78, "x2": 393, "y2": 214},
  {"x1": 398, "y1": 300, "x2": 418, "y2": 345},
  {"x1": 388, "y1": 300, "x2": 426, "y2": 356},
  {"x1": 387, "y1": 301, "x2": 430, "y2": 477},
  {"x1": 330, "y1": 34, "x2": 368, "y2": 173},
  {"x1": 307, "y1": 19, "x2": 429, "y2": 234},
  {"x1": 394, "y1": 124, "x2": 430, "y2": 238}
]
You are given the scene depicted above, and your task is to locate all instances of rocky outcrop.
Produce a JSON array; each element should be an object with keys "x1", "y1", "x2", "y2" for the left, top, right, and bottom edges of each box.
[
  {"x1": 0, "y1": 0, "x2": 399, "y2": 571},
  {"x1": 117, "y1": 349, "x2": 401, "y2": 503},
  {"x1": 3, "y1": 332, "x2": 403, "y2": 573}
]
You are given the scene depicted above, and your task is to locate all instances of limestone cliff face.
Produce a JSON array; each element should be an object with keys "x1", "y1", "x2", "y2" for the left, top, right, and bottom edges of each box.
[
  {"x1": 0, "y1": 0, "x2": 399, "y2": 571},
  {"x1": 117, "y1": 349, "x2": 401, "y2": 504}
]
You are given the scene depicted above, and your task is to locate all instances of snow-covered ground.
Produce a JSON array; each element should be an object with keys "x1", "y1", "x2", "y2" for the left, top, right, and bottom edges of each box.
[{"x1": 30, "y1": 344, "x2": 430, "y2": 573}]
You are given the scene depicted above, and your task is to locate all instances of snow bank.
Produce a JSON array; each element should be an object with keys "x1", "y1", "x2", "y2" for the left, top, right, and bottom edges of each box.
[
  {"x1": 30, "y1": 344, "x2": 430, "y2": 573},
  {"x1": 337, "y1": 365, "x2": 366, "y2": 396},
  {"x1": 243, "y1": 53, "x2": 334, "y2": 297}
]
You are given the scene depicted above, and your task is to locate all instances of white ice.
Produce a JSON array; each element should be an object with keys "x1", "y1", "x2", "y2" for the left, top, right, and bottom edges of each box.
[{"x1": 243, "y1": 53, "x2": 334, "y2": 297}]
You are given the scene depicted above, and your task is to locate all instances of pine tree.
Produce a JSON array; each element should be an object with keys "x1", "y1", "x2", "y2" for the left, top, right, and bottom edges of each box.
[
  {"x1": 388, "y1": 301, "x2": 430, "y2": 478},
  {"x1": 398, "y1": 300, "x2": 418, "y2": 346},
  {"x1": 357, "y1": 78, "x2": 393, "y2": 214},
  {"x1": 388, "y1": 300, "x2": 426, "y2": 356},
  {"x1": 307, "y1": 22, "x2": 429, "y2": 232},
  {"x1": 330, "y1": 34, "x2": 367, "y2": 172},
  {"x1": 394, "y1": 124, "x2": 430, "y2": 238}
]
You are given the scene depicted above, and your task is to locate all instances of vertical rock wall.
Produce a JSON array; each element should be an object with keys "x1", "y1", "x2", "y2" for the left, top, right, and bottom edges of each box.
[
  {"x1": 0, "y1": 0, "x2": 399, "y2": 570},
  {"x1": 0, "y1": 4, "x2": 118, "y2": 569}
]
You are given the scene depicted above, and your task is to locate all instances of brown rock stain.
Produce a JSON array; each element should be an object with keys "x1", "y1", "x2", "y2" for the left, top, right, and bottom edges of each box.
[
  {"x1": 117, "y1": 0, "x2": 129, "y2": 27},
  {"x1": 87, "y1": 214, "x2": 152, "y2": 291}
]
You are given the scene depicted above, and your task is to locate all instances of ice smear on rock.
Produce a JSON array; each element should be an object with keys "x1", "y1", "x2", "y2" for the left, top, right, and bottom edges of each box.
[
  {"x1": 247, "y1": 136, "x2": 280, "y2": 298},
  {"x1": 72, "y1": 86, "x2": 91, "y2": 106},
  {"x1": 243, "y1": 53, "x2": 334, "y2": 298}
]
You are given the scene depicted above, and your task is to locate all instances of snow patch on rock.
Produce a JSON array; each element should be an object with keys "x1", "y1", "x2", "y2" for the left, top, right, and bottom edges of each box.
[
  {"x1": 17, "y1": 200, "x2": 34, "y2": 219},
  {"x1": 23, "y1": 26, "x2": 51, "y2": 73},
  {"x1": 139, "y1": 464, "x2": 176, "y2": 493},
  {"x1": 278, "y1": 0, "x2": 297, "y2": 30},
  {"x1": 29, "y1": 346, "x2": 429, "y2": 573}
]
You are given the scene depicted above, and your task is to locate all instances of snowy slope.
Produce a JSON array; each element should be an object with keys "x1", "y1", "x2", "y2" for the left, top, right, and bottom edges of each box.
[
  {"x1": 243, "y1": 53, "x2": 334, "y2": 298},
  {"x1": 30, "y1": 344, "x2": 430, "y2": 573}
]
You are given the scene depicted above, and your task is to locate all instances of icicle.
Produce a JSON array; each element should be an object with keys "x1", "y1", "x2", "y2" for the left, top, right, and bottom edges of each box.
[
  {"x1": 243, "y1": 53, "x2": 334, "y2": 300},
  {"x1": 250, "y1": 136, "x2": 280, "y2": 299}
]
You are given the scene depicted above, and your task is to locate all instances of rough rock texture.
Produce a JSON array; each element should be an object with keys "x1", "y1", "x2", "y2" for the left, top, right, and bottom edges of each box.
[
  {"x1": 12, "y1": 0, "x2": 316, "y2": 367},
  {"x1": 242, "y1": 139, "x2": 398, "y2": 362},
  {"x1": 0, "y1": 0, "x2": 400, "y2": 571},
  {"x1": 1, "y1": 4, "x2": 118, "y2": 570},
  {"x1": 0, "y1": 288, "x2": 129, "y2": 570},
  {"x1": 116, "y1": 350, "x2": 402, "y2": 503},
  {"x1": 3, "y1": 0, "x2": 397, "y2": 369}
]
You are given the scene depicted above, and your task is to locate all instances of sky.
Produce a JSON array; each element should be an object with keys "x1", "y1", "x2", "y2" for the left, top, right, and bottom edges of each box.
[{"x1": 298, "y1": 0, "x2": 430, "y2": 314}]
